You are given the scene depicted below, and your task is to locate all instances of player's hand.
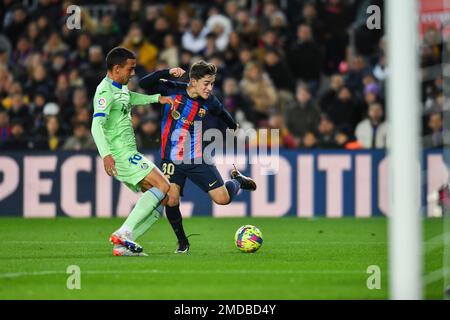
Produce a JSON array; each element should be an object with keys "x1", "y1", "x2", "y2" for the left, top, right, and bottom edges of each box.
[
  {"x1": 159, "y1": 96, "x2": 174, "y2": 107},
  {"x1": 169, "y1": 67, "x2": 185, "y2": 78},
  {"x1": 103, "y1": 154, "x2": 117, "y2": 177}
]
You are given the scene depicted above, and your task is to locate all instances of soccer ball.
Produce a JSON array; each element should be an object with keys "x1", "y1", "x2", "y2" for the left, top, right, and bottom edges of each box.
[{"x1": 234, "y1": 225, "x2": 263, "y2": 253}]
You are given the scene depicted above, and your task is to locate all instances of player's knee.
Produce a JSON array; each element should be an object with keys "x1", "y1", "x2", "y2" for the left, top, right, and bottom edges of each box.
[
  {"x1": 153, "y1": 176, "x2": 170, "y2": 194},
  {"x1": 213, "y1": 194, "x2": 231, "y2": 205}
]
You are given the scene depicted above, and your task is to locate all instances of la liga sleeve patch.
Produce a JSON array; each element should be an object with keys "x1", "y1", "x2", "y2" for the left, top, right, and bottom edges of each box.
[{"x1": 97, "y1": 97, "x2": 107, "y2": 110}]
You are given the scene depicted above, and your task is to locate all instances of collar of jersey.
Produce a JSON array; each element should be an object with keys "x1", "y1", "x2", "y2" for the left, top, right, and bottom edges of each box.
[
  {"x1": 106, "y1": 76, "x2": 122, "y2": 89},
  {"x1": 111, "y1": 81, "x2": 122, "y2": 89}
]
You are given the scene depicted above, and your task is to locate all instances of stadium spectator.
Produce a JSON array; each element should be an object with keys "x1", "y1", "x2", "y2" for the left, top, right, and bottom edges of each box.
[
  {"x1": 54, "y1": 73, "x2": 71, "y2": 108},
  {"x1": 221, "y1": 77, "x2": 253, "y2": 125},
  {"x1": 204, "y1": 32, "x2": 219, "y2": 60},
  {"x1": 34, "y1": 114, "x2": 66, "y2": 151},
  {"x1": 29, "y1": 90, "x2": 48, "y2": 133},
  {"x1": 62, "y1": 121, "x2": 96, "y2": 151},
  {"x1": 205, "y1": 6, "x2": 233, "y2": 52},
  {"x1": 136, "y1": 113, "x2": 161, "y2": 150},
  {"x1": 263, "y1": 47, "x2": 295, "y2": 93},
  {"x1": 96, "y1": 14, "x2": 122, "y2": 54},
  {"x1": 316, "y1": 113, "x2": 338, "y2": 148},
  {"x1": 235, "y1": 7, "x2": 259, "y2": 48},
  {"x1": 240, "y1": 61, "x2": 277, "y2": 126},
  {"x1": 287, "y1": 24, "x2": 322, "y2": 93},
  {"x1": 223, "y1": 31, "x2": 240, "y2": 67},
  {"x1": 62, "y1": 87, "x2": 89, "y2": 129},
  {"x1": 159, "y1": 33, "x2": 180, "y2": 68},
  {"x1": 122, "y1": 25, "x2": 158, "y2": 72},
  {"x1": 48, "y1": 52, "x2": 69, "y2": 80},
  {"x1": 26, "y1": 21, "x2": 43, "y2": 49},
  {"x1": 285, "y1": 83, "x2": 321, "y2": 143},
  {"x1": 43, "y1": 31, "x2": 69, "y2": 58},
  {"x1": 81, "y1": 46, "x2": 106, "y2": 96},
  {"x1": 294, "y1": 2, "x2": 325, "y2": 44},
  {"x1": 229, "y1": 46, "x2": 253, "y2": 79},
  {"x1": 355, "y1": 102, "x2": 388, "y2": 149},
  {"x1": 268, "y1": 113, "x2": 297, "y2": 149},
  {"x1": 182, "y1": 17, "x2": 208, "y2": 54},
  {"x1": 69, "y1": 32, "x2": 92, "y2": 70},
  {"x1": 301, "y1": 131, "x2": 318, "y2": 149},
  {"x1": 259, "y1": 0, "x2": 286, "y2": 33},
  {"x1": 319, "y1": 73, "x2": 344, "y2": 112},
  {"x1": 176, "y1": 8, "x2": 192, "y2": 36},
  {"x1": 4, "y1": 4, "x2": 28, "y2": 47},
  {"x1": 345, "y1": 55, "x2": 371, "y2": 93},
  {"x1": 36, "y1": 15, "x2": 52, "y2": 44},
  {"x1": 8, "y1": 92, "x2": 32, "y2": 132},
  {"x1": 325, "y1": 86, "x2": 358, "y2": 131},
  {"x1": 0, "y1": 109, "x2": 10, "y2": 146},
  {"x1": 179, "y1": 49, "x2": 194, "y2": 72},
  {"x1": 26, "y1": 63, "x2": 54, "y2": 103},
  {"x1": 149, "y1": 16, "x2": 171, "y2": 49},
  {"x1": 2, "y1": 119, "x2": 29, "y2": 150},
  {"x1": 10, "y1": 36, "x2": 33, "y2": 72},
  {"x1": 0, "y1": 0, "x2": 433, "y2": 151},
  {"x1": 423, "y1": 112, "x2": 443, "y2": 149}
]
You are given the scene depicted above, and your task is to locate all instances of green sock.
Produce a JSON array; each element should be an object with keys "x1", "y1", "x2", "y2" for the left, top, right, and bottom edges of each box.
[
  {"x1": 122, "y1": 187, "x2": 165, "y2": 235},
  {"x1": 133, "y1": 205, "x2": 163, "y2": 240}
]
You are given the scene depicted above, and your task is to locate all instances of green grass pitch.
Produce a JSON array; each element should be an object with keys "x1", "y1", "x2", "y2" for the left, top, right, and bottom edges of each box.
[{"x1": 0, "y1": 217, "x2": 444, "y2": 299}]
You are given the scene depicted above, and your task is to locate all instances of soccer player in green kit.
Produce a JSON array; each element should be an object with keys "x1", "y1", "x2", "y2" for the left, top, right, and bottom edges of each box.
[{"x1": 91, "y1": 47, "x2": 174, "y2": 256}]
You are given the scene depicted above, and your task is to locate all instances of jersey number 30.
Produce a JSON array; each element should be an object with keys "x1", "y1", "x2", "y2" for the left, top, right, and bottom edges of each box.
[{"x1": 162, "y1": 163, "x2": 175, "y2": 176}]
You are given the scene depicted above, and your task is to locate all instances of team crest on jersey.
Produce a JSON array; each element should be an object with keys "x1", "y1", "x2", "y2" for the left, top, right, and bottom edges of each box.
[
  {"x1": 198, "y1": 108, "x2": 206, "y2": 117},
  {"x1": 141, "y1": 163, "x2": 149, "y2": 170},
  {"x1": 97, "y1": 98, "x2": 107, "y2": 110}
]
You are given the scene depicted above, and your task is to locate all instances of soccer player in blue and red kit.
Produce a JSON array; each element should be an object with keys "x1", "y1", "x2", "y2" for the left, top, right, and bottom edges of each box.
[{"x1": 139, "y1": 61, "x2": 256, "y2": 253}]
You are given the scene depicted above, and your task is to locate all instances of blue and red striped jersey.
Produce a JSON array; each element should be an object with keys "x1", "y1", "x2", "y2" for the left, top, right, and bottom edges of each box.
[{"x1": 139, "y1": 70, "x2": 236, "y2": 162}]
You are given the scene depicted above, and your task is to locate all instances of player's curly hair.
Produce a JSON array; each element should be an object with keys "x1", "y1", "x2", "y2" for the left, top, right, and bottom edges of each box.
[{"x1": 189, "y1": 60, "x2": 217, "y2": 80}]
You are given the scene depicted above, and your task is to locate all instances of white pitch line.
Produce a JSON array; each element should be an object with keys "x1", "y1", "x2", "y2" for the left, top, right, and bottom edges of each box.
[
  {"x1": 2, "y1": 240, "x2": 387, "y2": 245},
  {"x1": 0, "y1": 269, "x2": 367, "y2": 279}
]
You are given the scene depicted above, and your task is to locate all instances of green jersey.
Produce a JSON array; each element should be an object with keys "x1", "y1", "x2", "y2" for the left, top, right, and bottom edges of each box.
[{"x1": 91, "y1": 76, "x2": 160, "y2": 158}]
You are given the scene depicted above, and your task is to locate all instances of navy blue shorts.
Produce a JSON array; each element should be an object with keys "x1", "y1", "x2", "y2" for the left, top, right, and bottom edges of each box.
[{"x1": 160, "y1": 160, "x2": 224, "y2": 196}]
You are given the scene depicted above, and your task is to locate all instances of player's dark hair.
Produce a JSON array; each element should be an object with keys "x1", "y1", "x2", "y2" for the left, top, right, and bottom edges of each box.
[
  {"x1": 105, "y1": 47, "x2": 136, "y2": 71},
  {"x1": 189, "y1": 60, "x2": 217, "y2": 80}
]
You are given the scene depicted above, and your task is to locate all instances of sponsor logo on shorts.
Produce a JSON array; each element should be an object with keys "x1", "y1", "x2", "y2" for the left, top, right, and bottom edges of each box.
[{"x1": 209, "y1": 180, "x2": 218, "y2": 187}]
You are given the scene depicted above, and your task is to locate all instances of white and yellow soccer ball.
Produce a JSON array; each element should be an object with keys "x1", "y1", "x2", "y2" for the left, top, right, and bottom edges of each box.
[{"x1": 234, "y1": 225, "x2": 263, "y2": 253}]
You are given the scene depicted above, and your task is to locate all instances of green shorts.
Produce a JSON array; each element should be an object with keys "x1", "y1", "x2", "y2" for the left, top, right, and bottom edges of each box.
[{"x1": 114, "y1": 151, "x2": 155, "y2": 192}]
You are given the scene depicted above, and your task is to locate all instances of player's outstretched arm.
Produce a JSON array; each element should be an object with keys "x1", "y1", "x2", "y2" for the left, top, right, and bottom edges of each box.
[
  {"x1": 138, "y1": 68, "x2": 186, "y2": 92},
  {"x1": 138, "y1": 69, "x2": 171, "y2": 92},
  {"x1": 129, "y1": 91, "x2": 174, "y2": 107}
]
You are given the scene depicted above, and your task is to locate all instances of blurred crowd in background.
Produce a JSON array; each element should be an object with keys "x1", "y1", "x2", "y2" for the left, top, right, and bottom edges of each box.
[{"x1": 0, "y1": 0, "x2": 443, "y2": 151}]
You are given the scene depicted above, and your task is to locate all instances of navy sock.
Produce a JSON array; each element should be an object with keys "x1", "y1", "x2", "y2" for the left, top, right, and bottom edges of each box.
[
  {"x1": 225, "y1": 179, "x2": 241, "y2": 202},
  {"x1": 165, "y1": 205, "x2": 188, "y2": 243}
]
